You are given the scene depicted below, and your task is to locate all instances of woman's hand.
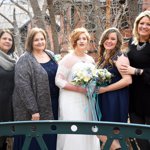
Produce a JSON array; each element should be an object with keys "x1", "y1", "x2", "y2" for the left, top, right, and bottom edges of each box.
[
  {"x1": 76, "y1": 86, "x2": 87, "y2": 94},
  {"x1": 96, "y1": 87, "x2": 107, "y2": 94},
  {"x1": 32, "y1": 113, "x2": 40, "y2": 120},
  {"x1": 120, "y1": 64, "x2": 135, "y2": 75}
]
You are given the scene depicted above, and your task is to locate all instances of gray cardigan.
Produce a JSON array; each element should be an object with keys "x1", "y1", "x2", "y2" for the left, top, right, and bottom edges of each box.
[{"x1": 13, "y1": 50, "x2": 56, "y2": 121}]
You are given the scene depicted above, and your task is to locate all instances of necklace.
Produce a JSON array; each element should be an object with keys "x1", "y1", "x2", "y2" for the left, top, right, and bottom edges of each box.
[{"x1": 136, "y1": 42, "x2": 146, "y2": 51}]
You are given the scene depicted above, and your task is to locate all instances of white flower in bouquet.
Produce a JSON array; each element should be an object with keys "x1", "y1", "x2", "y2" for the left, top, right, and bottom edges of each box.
[
  {"x1": 94, "y1": 68, "x2": 112, "y2": 86},
  {"x1": 71, "y1": 62, "x2": 95, "y2": 86},
  {"x1": 71, "y1": 62, "x2": 112, "y2": 87}
]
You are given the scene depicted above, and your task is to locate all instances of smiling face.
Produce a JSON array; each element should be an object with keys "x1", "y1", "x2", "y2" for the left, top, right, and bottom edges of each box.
[
  {"x1": 0, "y1": 32, "x2": 13, "y2": 53},
  {"x1": 138, "y1": 16, "x2": 150, "y2": 40},
  {"x1": 32, "y1": 32, "x2": 46, "y2": 52},
  {"x1": 76, "y1": 33, "x2": 88, "y2": 51},
  {"x1": 103, "y1": 32, "x2": 118, "y2": 52},
  {"x1": 137, "y1": 17, "x2": 150, "y2": 39}
]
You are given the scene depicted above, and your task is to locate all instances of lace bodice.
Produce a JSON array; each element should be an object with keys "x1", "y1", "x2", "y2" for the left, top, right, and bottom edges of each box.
[{"x1": 55, "y1": 52, "x2": 95, "y2": 88}]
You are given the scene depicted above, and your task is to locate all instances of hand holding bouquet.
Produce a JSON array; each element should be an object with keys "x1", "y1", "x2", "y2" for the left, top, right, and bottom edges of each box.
[
  {"x1": 71, "y1": 62, "x2": 112, "y2": 87},
  {"x1": 71, "y1": 61, "x2": 112, "y2": 121}
]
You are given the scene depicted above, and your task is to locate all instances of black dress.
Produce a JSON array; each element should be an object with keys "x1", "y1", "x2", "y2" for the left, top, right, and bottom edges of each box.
[
  {"x1": 128, "y1": 40, "x2": 150, "y2": 116},
  {"x1": 0, "y1": 66, "x2": 14, "y2": 121},
  {"x1": 0, "y1": 66, "x2": 14, "y2": 149}
]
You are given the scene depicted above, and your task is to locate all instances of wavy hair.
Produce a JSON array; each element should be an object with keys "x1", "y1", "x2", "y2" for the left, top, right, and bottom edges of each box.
[
  {"x1": 132, "y1": 10, "x2": 150, "y2": 45},
  {"x1": 98, "y1": 27, "x2": 123, "y2": 68},
  {"x1": 69, "y1": 27, "x2": 90, "y2": 49}
]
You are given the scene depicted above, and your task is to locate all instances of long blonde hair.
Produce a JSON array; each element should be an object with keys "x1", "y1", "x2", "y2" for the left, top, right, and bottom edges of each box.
[{"x1": 132, "y1": 10, "x2": 150, "y2": 45}]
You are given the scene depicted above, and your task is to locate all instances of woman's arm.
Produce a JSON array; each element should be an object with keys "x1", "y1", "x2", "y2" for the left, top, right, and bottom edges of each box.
[
  {"x1": 98, "y1": 54, "x2": 132, "y2": 94},
  {"x1": 14, "y1": 55, "x2": 39, "y2": 117},
  {"x1": 55, "y1": 59, "x2": 87, "y2": 94}
]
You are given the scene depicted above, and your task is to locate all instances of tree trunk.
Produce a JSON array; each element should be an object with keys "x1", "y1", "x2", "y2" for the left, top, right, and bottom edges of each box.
[
  {"x1": 93, "y1": 0, "x2": 103, "y2": 48},
  {"x1": 106, "y1": 0, "x2": 111, "y2": 29},
  {"x1": 128, "y1": 0, "x2": 139, "y2": 28},
  {"x1": 13, "y1": 8, "x2": 24, "y2": 56},
  {"x1": 29, "y1": 0, "x2": 51, "y2": 49},
  {"x1": 47, "y1": 0, "x2": 59, "y2": 54}
]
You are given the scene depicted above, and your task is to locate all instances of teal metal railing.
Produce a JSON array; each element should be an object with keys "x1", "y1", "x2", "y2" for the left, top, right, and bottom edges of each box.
[{"x1": 0, "y1": 121, "x2": 150, "y2": 149}]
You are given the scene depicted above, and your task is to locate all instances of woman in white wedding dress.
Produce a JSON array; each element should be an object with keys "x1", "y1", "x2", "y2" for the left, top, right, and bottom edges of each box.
[{"x1": 55, "y1": 27, "x2": 100, "y2": 150}]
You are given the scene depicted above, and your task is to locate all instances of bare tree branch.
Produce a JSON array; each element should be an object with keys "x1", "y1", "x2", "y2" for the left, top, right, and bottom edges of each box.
[
  {"x1": 0, "y1": 13, "x2": 14, "y2": 26},
  {"x1": 0, "y1": 0, "x2": 4, "y2": 7},
  {"x1": 10, "y1": 0, "x2": 34, "y2": 27}
]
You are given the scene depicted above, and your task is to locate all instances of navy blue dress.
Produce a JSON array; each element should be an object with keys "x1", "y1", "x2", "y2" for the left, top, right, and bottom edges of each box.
[
  {"x1": 14, "y1": 59, "x2": 59, "y2": 150},
  {"x1": 98, "y1": 56, "x2": 129, "y2": 123},
  {"x1": 40, "y1": 59, "x2": 59, "y2": 150}
]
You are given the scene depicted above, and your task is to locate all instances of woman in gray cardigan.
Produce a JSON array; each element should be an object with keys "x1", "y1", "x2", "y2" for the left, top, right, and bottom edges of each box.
[{"x1": 13, "y1": 27, "x2": 59, "y2": 150}]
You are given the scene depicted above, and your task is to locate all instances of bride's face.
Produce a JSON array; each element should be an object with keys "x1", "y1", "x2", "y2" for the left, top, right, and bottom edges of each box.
[{"x1": 76, "y1": 33, "x2": 88, "y2": 51}]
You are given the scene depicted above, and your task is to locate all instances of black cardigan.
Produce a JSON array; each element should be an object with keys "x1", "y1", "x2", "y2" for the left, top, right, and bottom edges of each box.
[{"x1": 0, "y1": 66, "x2": 14, "y2": 122}]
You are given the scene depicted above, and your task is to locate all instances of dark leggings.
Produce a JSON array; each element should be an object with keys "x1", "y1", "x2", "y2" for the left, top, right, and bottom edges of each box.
[
  {"x1": 129, "y1": 113, "x2": 150, "y2": 150},
  {"x1": 0, "y1": 137, "x2": 7, "y2": 150}
]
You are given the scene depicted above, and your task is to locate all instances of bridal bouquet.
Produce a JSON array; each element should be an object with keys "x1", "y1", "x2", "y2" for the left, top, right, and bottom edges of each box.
[
  {"x1": 71, "y1": 62, "x2": 95, "y2": 86},
  {"x1": 71, "y1": 62, "x2": 112, "y2": 87},
  {"x1": 71, "y1": 61, "x2": 112, "y2": 120}
]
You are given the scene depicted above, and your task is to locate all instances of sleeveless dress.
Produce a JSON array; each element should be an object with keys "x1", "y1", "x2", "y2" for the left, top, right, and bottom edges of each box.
[
  {"x1": 98, "y1": 58, "x2": 129, "y2": 123},
  {"x1": 55, "y1": 53, "x2": 100, "y2": 150}
]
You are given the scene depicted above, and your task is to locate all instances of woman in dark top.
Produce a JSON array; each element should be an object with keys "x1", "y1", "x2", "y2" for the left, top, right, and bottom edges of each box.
[
  {"x1": 13, "y1": 27, "x2": 59, "y2": 150},
  {"x1": 120, "y1": 10, "x2": 150, "y2": 150},
  {"x1": 0, "y1": 29, "x2": 17, "y2": 149},
  {"x1": 97, "y1": 27, "x2": 132, "y2": 150}
]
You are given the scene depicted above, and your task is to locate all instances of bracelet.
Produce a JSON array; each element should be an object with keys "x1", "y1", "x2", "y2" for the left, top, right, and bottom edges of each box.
[{"x1": 135, "y1": 68, "x2": 142, "y2": 75}]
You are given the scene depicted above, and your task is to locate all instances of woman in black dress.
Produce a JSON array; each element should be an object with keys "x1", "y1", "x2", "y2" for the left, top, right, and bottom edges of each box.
[
  {"x1": 0, "y1": 29, "x2": 17, "y2": 149},
  {"x1": 120, "y1": 10, "x2": 150, "y2": 150}
]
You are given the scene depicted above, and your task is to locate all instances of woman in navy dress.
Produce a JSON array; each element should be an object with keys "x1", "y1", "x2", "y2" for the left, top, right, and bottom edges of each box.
[
  {"x1": 13, "y1": 27, "x2": 59, "y2": 150},
  {"x1": 97, "y1": 28, "x2": 132, "y2": 150}
]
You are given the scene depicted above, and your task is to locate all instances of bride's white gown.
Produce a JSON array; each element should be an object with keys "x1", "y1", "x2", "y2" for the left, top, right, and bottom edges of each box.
[{"x1": 55, "y1": 52, "x2": 100, "y2": 150}]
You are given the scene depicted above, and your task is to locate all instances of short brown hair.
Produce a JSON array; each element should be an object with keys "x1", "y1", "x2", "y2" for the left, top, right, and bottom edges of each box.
[
  {"x1": 69, "y1": 27, "x2": 90, "y2": 49},
  {"x1": 25, "y1": 27, "x2": 47, "y2": 52}
]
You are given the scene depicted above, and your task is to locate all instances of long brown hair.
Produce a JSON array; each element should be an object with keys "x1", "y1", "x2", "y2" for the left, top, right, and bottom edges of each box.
[{"x1": 97, "y1": 27, "x2": 123, "y2": 68}]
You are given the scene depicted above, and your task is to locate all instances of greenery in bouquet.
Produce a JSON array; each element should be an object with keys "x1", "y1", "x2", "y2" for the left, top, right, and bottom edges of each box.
[
  {"x1": 71, "y1": 62, "x2": 112, "y2": 87},
  {"x1": 71, "y1": 62, "x2": 95, "y2": 86},
  {"x1": 92, "y1": 68, "x2": 112, "y2": 86},
  {"x1": 54, "y1": 54, "x2": 62, "y2": 62}
]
